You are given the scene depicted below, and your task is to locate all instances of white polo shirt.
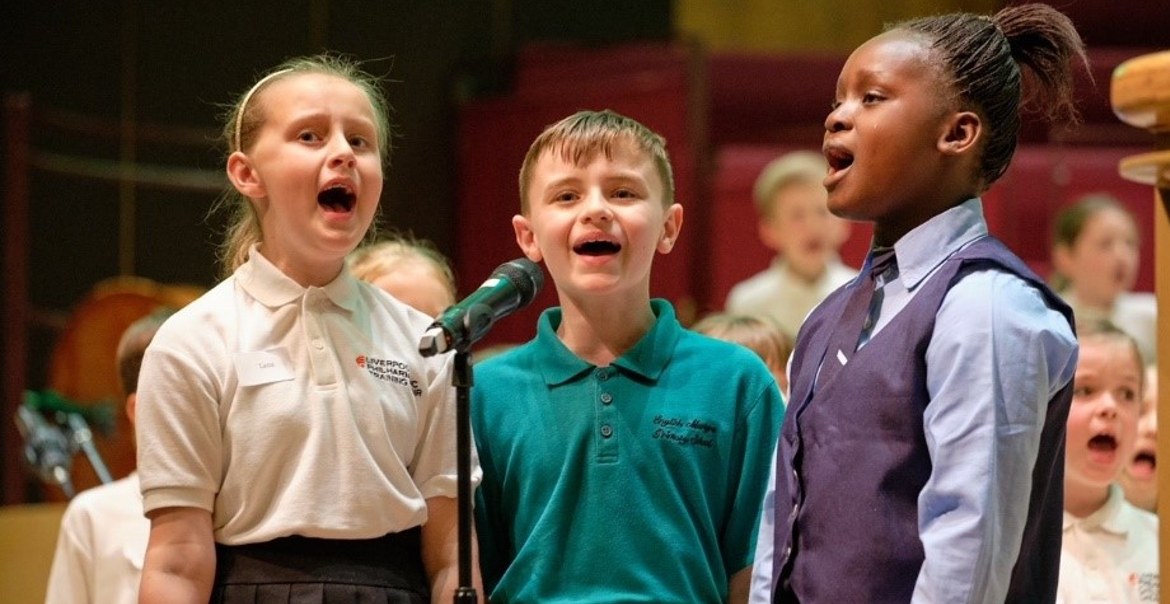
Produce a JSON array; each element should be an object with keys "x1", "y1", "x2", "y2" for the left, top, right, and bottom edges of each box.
[
  {"x1": 45, "y1": 473, "x2": 147, "y2": 604},
  {"x1": 137, "y1": 248, "x2": 475, "y2": 545},
  {"x1": 1057, "y1": 485, "x2": 1159, "y2": 604}
]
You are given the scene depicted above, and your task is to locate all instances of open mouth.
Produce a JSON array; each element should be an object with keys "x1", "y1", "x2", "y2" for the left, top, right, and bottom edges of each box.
[
  {"x1": 1088, "y1": 433, "x2": 1118, "y2": 452},
  {"x1": 573, "y1": 239, "x2": 622, "y2": 256},
  {"x1": 1131, "y1": 446, "x2": 1156, "y2": 475},
  {"x1": 318, "y1": 185, "x2": 356, "y2": 212},
  {"x1": 825, "y1": 146, "x2": 854, "y2": 172}
]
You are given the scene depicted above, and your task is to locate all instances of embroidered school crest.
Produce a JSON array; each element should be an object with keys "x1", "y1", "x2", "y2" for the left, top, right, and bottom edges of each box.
[{"x1": 356, "y1": 355, "x2": 422, "y2": 396}]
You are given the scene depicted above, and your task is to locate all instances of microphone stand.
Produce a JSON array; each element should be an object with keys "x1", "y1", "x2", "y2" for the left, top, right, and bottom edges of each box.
[
  {"x1": 65, "y1": 413, "x2": 113, "y2": 484},
  {"x1": 452, "y1": 348, "x2": 478, "y2": 604}
]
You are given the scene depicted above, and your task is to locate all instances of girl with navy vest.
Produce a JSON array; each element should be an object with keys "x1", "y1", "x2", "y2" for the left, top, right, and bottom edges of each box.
[{"x1": 749, "y1": 5, "x2": 1084, "y2": 604}]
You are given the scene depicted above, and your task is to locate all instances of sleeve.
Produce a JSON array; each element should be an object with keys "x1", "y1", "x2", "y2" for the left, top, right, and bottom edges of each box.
[
  {"x1": 747, "y1": 442, "x2": 779, "y2": 604},
  {"x1": 723, "y1": 375, "x2": 786, "y2": 576},
  {"x1": 135, "y1": 339, "x2": 224, "y2": 514},
  {"x1": 912, "y1": 270, "x2": 1077, "y2": 604},
  {"x1": 411, "y1": 352, "x2": 481, "y2": 500},
  {"x1": 44, "y1": 500, "x2": 93, "y2": 604}
]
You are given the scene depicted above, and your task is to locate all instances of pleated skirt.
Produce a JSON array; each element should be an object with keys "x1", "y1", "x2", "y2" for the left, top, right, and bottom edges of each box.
[{"x1": 210, "y1": 529, "x2": 429, "y2": 604}]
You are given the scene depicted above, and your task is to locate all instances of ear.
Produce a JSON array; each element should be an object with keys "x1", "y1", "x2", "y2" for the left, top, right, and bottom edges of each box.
[
  {"x1": 657, "y1": 204, "x2": 685, "y2": 254},
  {"x1": 512, "y1": 214, "x2": 544, "y2": 263},
  {"x1": 938, "y1": 111, "x2": 981, "y2": 157},
  {"x1": 125, "y1": 392, "x2": 137, "y2": 426},
  {"x1": 757, "y1": 218, "x2": 783, "y2": 253},
  {"x1": 226, "y1": 151, "x2": 265, "y2": 198},
  {"x1": 1051, "y1": 242, "x2": 1074, "y2": 277}
]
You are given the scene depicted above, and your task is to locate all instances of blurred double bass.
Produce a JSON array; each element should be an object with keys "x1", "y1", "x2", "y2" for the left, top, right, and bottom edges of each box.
[{"x1": 40, "y1": 276, "x2": 203, "y2": 500}]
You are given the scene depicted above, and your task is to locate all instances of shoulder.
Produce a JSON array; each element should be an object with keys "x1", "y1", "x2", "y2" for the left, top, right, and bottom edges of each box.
[
  {"x1": 1120, "y1": 499, "x2": 1159, "y2": 530},
  {"x1": 62, "y1": 475, "x2": 137, "y2": 522},
  {"x1": 935, "y1": 269, "x2": 1077, "y2": 377},
  {"x1": 727, "y1": 267, "x2": 782, "y2": 305},
  {"x1": 944, "y1": 268, "x2": 1068, "y2": 330},
  {"x1": 474, "y1": 341, "x2": 540, "y2": 379},
  {"x1": 1115, "y1": 291, "x2": 1157, "y2": 315},
  {"x1": 825, "y1": 258, "x2": 859, "y2": 284},
  {"x1": 149, "y1": 279, "x2": 239, "y2": 351},
  {"x1": 357, "y1": 280, "x2": 436, "y2": 333},
  {"x1": 674, "y1": 330, "x2": 776, "y2": 383}
]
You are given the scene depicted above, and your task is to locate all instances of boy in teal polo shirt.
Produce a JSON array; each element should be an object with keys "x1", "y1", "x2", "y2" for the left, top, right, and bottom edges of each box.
[{"x1": 471, "y1": 109, "x2": 784, "y2": 604}]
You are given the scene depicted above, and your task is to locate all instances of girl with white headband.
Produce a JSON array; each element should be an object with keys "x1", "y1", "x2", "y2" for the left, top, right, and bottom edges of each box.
[{"x1": 135, "y1": 53, "x2": 477, "y2": 604}]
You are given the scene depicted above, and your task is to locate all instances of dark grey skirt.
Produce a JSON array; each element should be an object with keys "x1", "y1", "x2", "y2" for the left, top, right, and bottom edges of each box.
[{"x1": 211, "y1": 529, "x2": 429, "y2": 604}]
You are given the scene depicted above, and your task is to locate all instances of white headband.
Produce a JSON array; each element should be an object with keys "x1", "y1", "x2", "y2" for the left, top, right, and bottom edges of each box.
[{"x1": 233, "y1": 68, "x2": 294, "y2": 152}]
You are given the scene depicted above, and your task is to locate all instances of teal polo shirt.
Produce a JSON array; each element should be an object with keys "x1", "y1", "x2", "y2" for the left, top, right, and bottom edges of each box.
[{"x1": 472, "y1": 299, "x2": 785, "y2": 604}]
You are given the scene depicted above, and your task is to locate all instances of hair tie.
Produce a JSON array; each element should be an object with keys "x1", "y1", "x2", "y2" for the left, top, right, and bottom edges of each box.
[
  {"x1": 233, "y1": 68, "x2": 293, "y2": 152},
  {"x1": 980, "y1": 14, "x2": 1005, "y2": 37}
]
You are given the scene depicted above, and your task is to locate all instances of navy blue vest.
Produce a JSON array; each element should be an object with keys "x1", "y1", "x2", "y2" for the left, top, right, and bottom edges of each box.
[{"x1": 771, "y1": 236, "x2": 1073, "y2": 604}]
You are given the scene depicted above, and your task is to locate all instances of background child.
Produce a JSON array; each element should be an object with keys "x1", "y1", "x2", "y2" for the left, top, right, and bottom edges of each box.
[
  {"x1": 44, "y1": 309, "x2": 172, "y2": 604},
  {"x1": 1058, "y1": 319, "x2": 1157, "y2": 604},
  {"x1": 725, "y1": 150, "x2": 857, "y2": 341},
  {"x1": 472, "y1": 110, "x2": 784, "y2": 604},
  {"x1": 135, "y1": 54, "x2": 471, "y2": 604},
  {"x1": 350, "y1": 232, "x2": 458, "y2": 317},
  {"x1": 1119, "y1": 363, "x2": 1158, "y2": 514},
  {"x1": 692, "y1": 312, "x2": 793, "y2": 398},
  {"x1": 1051, "y1": 193, "x2": 1157, "y2": 363},
  {"x1": 754, "y1": 5, "x2": 1083, "y2": 603}
]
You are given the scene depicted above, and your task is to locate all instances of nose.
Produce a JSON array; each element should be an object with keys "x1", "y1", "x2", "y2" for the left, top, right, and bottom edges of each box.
[
  {"x1": 1137, "y1": 407, "x2": 1157, "y2": 436},
  {"x1": 581, "y1": 189, "x2": 613, "y2": 223},
  {"x1": 328, "y1": 136, "x2": 356, "y2": 168},
  {"x1": 1096, "y1": 393, "x2": 1120, "y2": 418},
  {"x1": 825, "y1": 103, "x2": 849, "y2": 133}
]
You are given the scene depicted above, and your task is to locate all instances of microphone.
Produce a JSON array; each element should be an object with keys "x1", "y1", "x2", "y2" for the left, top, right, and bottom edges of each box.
[
  {"x1": 14, "y1": 404, "x2": 75, "y2": 497},
  {"x1": 419, "y1": 258, "x2": 544, "y2": 356}
]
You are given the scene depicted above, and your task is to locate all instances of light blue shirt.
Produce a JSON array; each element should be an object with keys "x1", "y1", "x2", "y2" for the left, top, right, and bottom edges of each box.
[{"x1": 749, "y1": 198, "x2": 1078, "y2": 604}]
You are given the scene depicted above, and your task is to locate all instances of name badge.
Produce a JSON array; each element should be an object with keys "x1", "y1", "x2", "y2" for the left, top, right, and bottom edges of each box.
[{"x1": 234, "y1": 348, "x2": 295, "y2": 386}]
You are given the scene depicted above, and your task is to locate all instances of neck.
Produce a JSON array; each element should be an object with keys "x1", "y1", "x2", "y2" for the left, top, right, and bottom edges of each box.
[
  {"x1": 556, "y1": 292, "x2": 656, "y2": 366},
  {"x1": 785, "y1": 259, "x2": 827, "y2": 284},
  {"x1": 1064, "y1": 482, "x2": 1112, "y2": 518},
  {"x1": 257, "y1": 244, "x2": 345, "y2": 288},
  {"x1": 1067, "y1": 286, "x2": 1117, "y2": 312}
]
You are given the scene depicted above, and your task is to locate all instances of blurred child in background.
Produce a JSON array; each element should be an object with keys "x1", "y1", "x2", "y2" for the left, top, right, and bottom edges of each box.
[
  {"x1": 350, "y1": 232, "x2": 458, "y2": 318},
  {"x1": 45, "y1": 308, "x2": 173, "y2": 604},
  {"x1": 1119, "y1": 364, "x2": 1158, "y2": 514},
  {"x1": 1051, "y1": 194, "x2": 1156, "y2": 363},
  {"x1": 725, "y1": 150, "x2": 856, "y2": 341},
  {"x1": 692, "y1": 312, "x2": 792, "y2": 399},
  {"x1": 1058, "y1": 319, "x2": 1157, "y2": 603}
]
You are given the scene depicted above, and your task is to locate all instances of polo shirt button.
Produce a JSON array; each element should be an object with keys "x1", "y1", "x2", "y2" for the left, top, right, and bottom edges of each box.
[
  {"x1": 598, "y1": 371, "x2": 609, "y2": 381},
  {"x1": 313, "y1": 340, "x2": 324, "y2": 350},
  {"x1": 600, "y1": 393, "x2": 612, "y2": 404},
  {"x1": 600, "y1": 424, "x2": 613, "y2": 438}
]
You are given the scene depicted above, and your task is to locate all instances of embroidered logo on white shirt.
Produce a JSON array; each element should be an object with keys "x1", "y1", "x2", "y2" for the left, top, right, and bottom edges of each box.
[{"x1": 356, "y1": 355, "x2": 422, "y2": 396}]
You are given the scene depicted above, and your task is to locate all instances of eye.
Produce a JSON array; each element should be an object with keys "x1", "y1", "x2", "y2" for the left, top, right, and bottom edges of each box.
[
  {"x1": 1073, "y1": 385, "x2": 1093, "y2": 398},
  {"x1": 862, "y1": 92, "x2": 884, "y2": 104},
  {"x1": 613, "y1": 188, "x2": 639, "y2": 200},
  {"x1": 348, "y1": 135, "x2": 371, "y2": 149},
  {"x1": 1120, "y1": 387, "x2": 1138, "y2": 402},
  {"x1": 553, "y1": 190, "x2": 578, "y2": 203},
  {"x1": 829, "y1": 99, "x2": 841, "y2": 111},
  {"x1": 297, "y1": 131, "x2": 321, "y2": 143}
]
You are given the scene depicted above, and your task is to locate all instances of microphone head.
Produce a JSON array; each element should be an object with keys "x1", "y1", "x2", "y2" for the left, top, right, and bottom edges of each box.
[{"x1": 494, "y1": 258, "x2": 544, "y2": 308}]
